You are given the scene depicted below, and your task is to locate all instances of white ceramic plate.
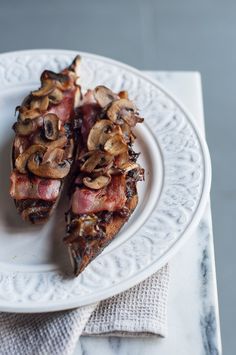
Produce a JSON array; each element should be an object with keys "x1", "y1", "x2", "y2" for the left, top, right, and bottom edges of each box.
[{"x1": 0, "y1": 50, "x2": 211, "y2": 312}]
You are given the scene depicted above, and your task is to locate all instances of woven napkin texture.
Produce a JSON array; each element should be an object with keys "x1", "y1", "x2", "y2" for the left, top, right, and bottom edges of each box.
[{"x1": 0, "y1": 264, "x2": 169, "y2": 355}]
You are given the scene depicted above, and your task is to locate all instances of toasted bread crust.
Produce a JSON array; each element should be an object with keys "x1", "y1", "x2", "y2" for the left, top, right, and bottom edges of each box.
[
  {"x1": 105, "y1": 194, "x2": 138, "y2": 240},
  {"x1": 75, "y1": 194, "x2": 138, "y2": 274}
]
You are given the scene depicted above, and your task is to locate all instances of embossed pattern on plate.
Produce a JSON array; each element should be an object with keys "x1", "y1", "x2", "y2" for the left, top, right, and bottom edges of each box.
[{"x1": 0, "y1": 50, "x2": 211, "y2": 312}]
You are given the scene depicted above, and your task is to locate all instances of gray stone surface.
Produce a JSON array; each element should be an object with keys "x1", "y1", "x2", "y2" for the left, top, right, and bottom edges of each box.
[{"x1": 0, "y1": 0, "x2": 232, "y2": 352}]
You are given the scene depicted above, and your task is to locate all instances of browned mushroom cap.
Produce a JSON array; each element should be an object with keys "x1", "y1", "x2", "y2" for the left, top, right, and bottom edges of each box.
[
  {"x1": 40, "y1": 70, "x2": 69, "y2": 84},
  {"x1": 43, "y1": 114, "x2": 59, "y2": 141},
  {"x1": 30, "y1": 96, "x2": 49, "y2": 112},
  {"x1": 27, "y1": 149, "x2": 71, "y2": 179},
  {"x1": 18, "y1": 106, "x2": 41, "y2": 121},
  {"x1": 65, "y1": 214, "x2": 98, "y2": 244},
  {"x1": 40, "y1": 70, "x2": 75, "y2": 91},
  {"x1": 32, "y1": 80, "x2": 55, "y2": 97},
  {"x1": 42, "y1": 147, "x2": 64, "y2": 164},
  {"x1": 80, "y1": 151, "x2": 114, "y2": 173},
  {"x1": 104, "y1": 134, "x2": 128, "y2": 156},
  {"x1": 47, "y1": 135, "x2": 67, "y2": 150},
  {"x1": 94, "y1": 86, "x2": 118, "y2": 107},
  {"x1": 15, "y1": 144, "x2": 46, "y2": 173},
  {"x1": 87, "y1": 119, "x2": 121, "y2": 151},
  {"x1": 13, "y1": 119, "x2": 37, "y2": 136},
  {"x1": 33, "y1": 133, "x2": 67, "y2": 148},
  {"x1": 119, "y1": 162, "x2": 140, "y2": 173},
  {"x1": 107, "y1": 99, "x2": 143, "y2": 127},
  {"x1": 48, "y1": 88, "x2": 63, "y2": 105},
  {"x1": 83, "y1": 175, "x2": 111, "y2": 189}
]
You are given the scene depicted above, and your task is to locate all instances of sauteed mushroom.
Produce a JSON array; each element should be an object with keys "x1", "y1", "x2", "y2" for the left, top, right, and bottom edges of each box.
[
  {"x1": 65, "y1": 214, "x2": 98, "y2": 244},
  {"x1": 119, "y1": 162, "x2": 140, "y2": 174},
  {"x1": 83, "y1": 175, "x2": 111, "y2": 189},
  {"x1": 40, "y1": 70, "x2": 69, "y2": 84},
  {"x1": 104, "y1": 134, "x2": 127, "y2": 156},
  {"x1": 80, "y1": 151, "x2": 113, "y2": 173},
  {"x1": 30, "y1": 96, "x2": 49, "y2": 112},
  {"x1": 32, "y1": 80, "x2": 55, "y2": 97},
  {"x1": 87, "y1": 119, "x2": 119, "y2": 151},
  {"x1": 27, "y1": 150, "x2": 70, "y2": 179},
  {"x1": 48, "y1": 88, "x2": 63, "y2": 104},
  {"x1": 94, "y1": 86, "x2": 117, "y2": 107},
  {"x1": 13, "y1": 119, "x2": 37, "y2": 136},
  {"x1": 42, "y1": 148, "x2": 64, "y2": 164},
  {"x1": 43, "y1": 114, "x2": 59, "y2": 141},
  {"x1": 15, "y1": 144, "x2": 46, "y2": 173},
  {"x1": 33, "y1": 133, "x2": 67, "y2": 148},
  {"x1": 107, "y1": 99, "x2": 143, "y2": 126},
  {"x1": 18, "y1": 107, "x2": 41, "y2": 121}
]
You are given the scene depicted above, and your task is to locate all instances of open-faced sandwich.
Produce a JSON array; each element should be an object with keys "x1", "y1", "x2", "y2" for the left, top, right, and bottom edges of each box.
[
  {"x1": 64, "y1": 85, "x2": 144, "y2": 275},
  {"x1": 9, "y1": 55, "x2": 144, "y2": 276},
  {"x1": 10, "y1": 56, "x2": 81, "y2": 224}
]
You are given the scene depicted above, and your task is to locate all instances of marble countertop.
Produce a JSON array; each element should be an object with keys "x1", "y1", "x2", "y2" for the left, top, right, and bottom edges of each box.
[{"x1": 74, "y1": 72, "x2": 222, "y2": 355}]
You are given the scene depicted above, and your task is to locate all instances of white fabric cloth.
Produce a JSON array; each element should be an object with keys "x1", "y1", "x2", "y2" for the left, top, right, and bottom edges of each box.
[{"x1": 0, "y1": 264, "x2": 169, "y2": 355}]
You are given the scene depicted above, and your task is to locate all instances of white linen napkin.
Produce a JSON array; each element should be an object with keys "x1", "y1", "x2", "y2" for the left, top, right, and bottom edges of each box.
[{"x1": 0, "y1": 264, "x2": 169, "y2": 355}]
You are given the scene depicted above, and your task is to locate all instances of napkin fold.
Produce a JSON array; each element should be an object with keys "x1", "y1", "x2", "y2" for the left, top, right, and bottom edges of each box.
[{"x1": 0, "y1": 264, "x2": 169, "y2": 355}]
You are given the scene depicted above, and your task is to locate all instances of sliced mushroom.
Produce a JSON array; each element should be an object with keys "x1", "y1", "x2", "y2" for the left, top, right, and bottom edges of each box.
[
  {"x1": 80, "y1": 151, "x2": 113, "y2": 173},
  {"x1": 27, "y1": 151, "x2": 70, "y2": 179},
  {"x1": 48, "y1": 88, "x2": 63, "y2": 104},
  {"x1": 107, "y1": 99, "x2": 143, "y2": 126},
  {"x1": 104, "y1": 134, "x2": 127, "y2": 156},
  {"x1": 47, "y1": 135, "x2": 67, "y2": 150},
  {"x1": 15, "y1": 144, "x2": 46, "y2": 173},
  {"x1": 30, "y1": 95, "x2": 49, "y2": 112},
  {"x1": 13, "y1": 119, "x2": 37, "y2": 136},
  {"x1": 43, "y1": 114, "x2": 59, "y2": 140},
  {"x1": 94, "y1": 86, "x2": 118, "y2": 107},
  {"x1": 87, "y1": 119, "x2": 121, "y2": 151},
  {"x1": 41, "y1": 70, "x2": 69, "y2": 84},
  {"x1": 83, "y1": 175, "x2": 111, "y2": 190},
  {"x1": 33, "y1": 133, "x2": 67, "y2": 149},
  {"x1": 65, "y1": 214, "x2": 98, "y2": 243},
  {"x1": 119, "y1": 162, "x2": 140, "y2": 173},
  {"x1": 18, "y1": 107, "x2": 41, "y2": 121},
  {"x1": 42, "y1": 148, "x2": 64, "y2": 164},
  {"x1": 32, "y1": 80, "x2": 55, "y2": 97}
]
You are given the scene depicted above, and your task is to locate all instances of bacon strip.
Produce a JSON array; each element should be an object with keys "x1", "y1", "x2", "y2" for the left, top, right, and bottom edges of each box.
[
  {"x1": 71, "y1": 175, "x2": 127, "y2": 214},
  {"x1": 10, "y1": 171, "x2": 61, "y2": 201},
  {"x1": 48, "y1": 89, "x2": 76, "y2": 123}
]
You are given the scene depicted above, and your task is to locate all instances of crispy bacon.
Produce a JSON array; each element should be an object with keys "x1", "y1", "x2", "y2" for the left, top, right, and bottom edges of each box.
[
  {"x1": 48, "y1": 89, "x2": 76, "y2": 123},
  {"x1": 10, "y1": 171, "x2": 61, "y2": 201},
  {"x1": 75, "y1": 90, "x2": 101, "y2": 143},
  {"x1": 71, "y1": 175, "x2": 127, "y2": 214}
]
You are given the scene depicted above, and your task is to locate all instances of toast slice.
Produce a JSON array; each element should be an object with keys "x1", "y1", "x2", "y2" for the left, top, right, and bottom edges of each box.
[
  {"x1": 10, "y1": 56, "x2": 81, "y2": 224},
  {"x1": 64, "y1": 86, "x2": 144, "y2": 275}
]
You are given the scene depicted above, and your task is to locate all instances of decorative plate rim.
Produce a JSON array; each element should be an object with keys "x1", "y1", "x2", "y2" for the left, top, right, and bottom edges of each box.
[{"x1": 0, "y1": 49, "x2": 211, "y2": 312}]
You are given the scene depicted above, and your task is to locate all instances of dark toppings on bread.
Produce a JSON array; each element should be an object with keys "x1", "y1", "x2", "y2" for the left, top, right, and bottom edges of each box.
[
  {"x1": 9, "y1": 56, "x2": 81, "y2": 224},
  {"x1": 64, "y1": 85, "x2": 144, "y2": 275}
]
